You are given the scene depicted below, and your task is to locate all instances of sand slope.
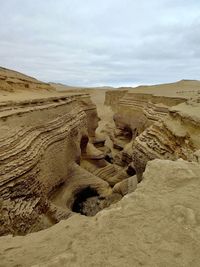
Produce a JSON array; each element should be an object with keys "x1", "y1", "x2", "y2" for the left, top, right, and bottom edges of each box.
[{"x1": 120, "y1": 79, "x2": 200, "y2": 97}]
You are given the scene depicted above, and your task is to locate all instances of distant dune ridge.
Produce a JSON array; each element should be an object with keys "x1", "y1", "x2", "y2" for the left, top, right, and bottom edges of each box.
[
  {"x1": 0, "y1": 67, "x2": 54, "y2": 92},
  {"x1": 1, "y1": 66, "x2": 200, "y2": 96},
  {"x1": 50, "y1": 82, "x2": 114, "y2": 90}
]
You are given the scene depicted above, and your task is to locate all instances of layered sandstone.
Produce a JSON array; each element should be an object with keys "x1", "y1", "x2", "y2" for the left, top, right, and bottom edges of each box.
[
  {"x1": 104, "y1": 87, "x2": 200, "y2": 181},
  {"x1": 0, "y1": 69, "x2": 103, "y2": 235},
  {"x1": 0, "y1": 91, "x2": 102, "y2": 235},
  {"x1": 0, "y1": 69, "x2": 130, "y2": 236},
  {"x1": 106, "y1": 90, "x2": 186, "y2": 132},
  {"x1": 131, "y1": 98, "x2": 200, "y2": 178}
]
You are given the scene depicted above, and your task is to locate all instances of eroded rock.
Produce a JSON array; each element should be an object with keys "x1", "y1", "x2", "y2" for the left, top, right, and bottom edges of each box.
[
  {"x1": 1, "y1": 159, "x2": 200, "y2": 267},
  {"x1": 1, "y1": 69, "x2": 200, "y2": 266}
]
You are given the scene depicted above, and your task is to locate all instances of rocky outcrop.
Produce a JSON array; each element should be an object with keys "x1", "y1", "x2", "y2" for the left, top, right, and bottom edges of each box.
[
  {"x1": 104, "y1": 91, "x2": 187, "y2": 167},
  {"x1": 1, "y1": 69, "x2": 146, "y2": 236},
  {"x1": 104, "y1": 90, "x2": 200, "y2": 182},
  {"x1": 0, "y1": 90, "x2": 103, "y2": 235},
  {"x1": 112, "y1": 175, "x2": 138, "y2": 196},
  {"x1": 132, "y1": 98, "x2": 200, "y2": 180},
  {"x1": 105, "y1": 90, "x2": 186, "y2": 133}
]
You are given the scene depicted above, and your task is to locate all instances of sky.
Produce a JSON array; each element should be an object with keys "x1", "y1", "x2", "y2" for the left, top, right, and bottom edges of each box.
[{"x1": 0, "y1": 0, "x2": 200, "y2": 87}]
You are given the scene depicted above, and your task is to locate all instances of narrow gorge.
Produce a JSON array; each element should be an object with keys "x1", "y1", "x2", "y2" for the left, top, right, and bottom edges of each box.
[{"x1": 1, "y1": 68, "x2": 200, "y2": 267}]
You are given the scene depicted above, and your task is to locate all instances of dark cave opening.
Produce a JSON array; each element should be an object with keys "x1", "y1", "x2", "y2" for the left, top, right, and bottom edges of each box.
[
  {"x1": 126, "y1": 165, "x2": 136, "y2": 176},
  {"x1": 123, "y1": 126, "x2": 133, "y2": 141},
  {"x1": 105, "y1": 154, "x2": 113, "y2": 163},
  {"x1": 72, "y1": 187, "x2": 99, "y2": 215},
  {"x1": 80, "y1": 135, "x2": 89, "y2": 154}
]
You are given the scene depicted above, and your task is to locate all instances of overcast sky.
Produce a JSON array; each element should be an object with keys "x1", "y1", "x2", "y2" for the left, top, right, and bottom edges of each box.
[{"x1": 1, "y1": 0, "x2": 200, "y2": 87}]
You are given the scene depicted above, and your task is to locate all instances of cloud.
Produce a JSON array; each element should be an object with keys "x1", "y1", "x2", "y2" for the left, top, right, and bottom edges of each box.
[{"x1": 0, "y1": 0, "x2": 200, "y2": 86}]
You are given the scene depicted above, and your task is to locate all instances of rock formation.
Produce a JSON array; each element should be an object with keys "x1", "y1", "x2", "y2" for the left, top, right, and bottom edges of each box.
[
  {"x1": 1, "y1": 68, "x2": 200, "y2": 266},
  {"x1": 0, "y1": 91, "x2": 102, "y2": 235},
  {"x1": 1, "y1": 159, "x2": 200, "y2": 267},
  {"x1": 104, "y1": 89, "x2": 200, "y2": 181},
  {"x1": 131, "y1": 98, "x2": 200, "y2": 180},
  {"x1": 0, "y1": 69, "x2": 129, "y2": 236}
]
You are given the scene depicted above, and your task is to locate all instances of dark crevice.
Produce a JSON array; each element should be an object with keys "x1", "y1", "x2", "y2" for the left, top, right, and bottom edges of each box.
[
  {"x1": 126, "y1": 165, "x2": 136, "y2": 176},
  {"x1": 72, "y1": 187, "x2": 99, "y2": 215},
  {"x1": 105, "y1": 154, "x2": 113, "y2": 163},
  {"x1": 123, "y1": 126, "x2": 133, "y2": 140},
  {"x1": 80, "y1": 135, "x2": 89, "y2": 154}
]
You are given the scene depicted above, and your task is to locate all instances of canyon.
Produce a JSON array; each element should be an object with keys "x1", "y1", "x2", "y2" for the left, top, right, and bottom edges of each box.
[{"x1": 0, "y1": 67, "x2": 200, "y2": 266}]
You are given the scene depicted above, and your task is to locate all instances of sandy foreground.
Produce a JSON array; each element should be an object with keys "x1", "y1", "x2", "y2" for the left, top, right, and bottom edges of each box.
[{"x1": 0, "y1": 159, "x2": 200, "y2": 267}]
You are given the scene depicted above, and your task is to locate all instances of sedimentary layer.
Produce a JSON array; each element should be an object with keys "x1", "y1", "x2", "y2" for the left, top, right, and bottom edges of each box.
[
  {"x1": 104, "y1": 90, "x2": 200, "y2": 181},
  {"x1": 131, "y1": 98, "x2": 200, "y2": 179},
  {"x1": 105, "y1": 90, "x2": 186, "y2": 129},
  {"x1": 0, "y1": 91, "x2": 100, "y2": 235}
]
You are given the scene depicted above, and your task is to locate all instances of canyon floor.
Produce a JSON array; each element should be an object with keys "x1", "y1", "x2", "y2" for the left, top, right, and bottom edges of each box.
[{"x1": 0, "y1": 67, "x2": 200, "y2": 266}]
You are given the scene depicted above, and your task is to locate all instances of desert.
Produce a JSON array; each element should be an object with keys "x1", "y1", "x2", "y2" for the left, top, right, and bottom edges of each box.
[
  {"x1": 1, "y1": 1, "x2": 200, "y2": 266},
  {"x1": 0, "y1": 66, "x2": 200, "y2": 267}
]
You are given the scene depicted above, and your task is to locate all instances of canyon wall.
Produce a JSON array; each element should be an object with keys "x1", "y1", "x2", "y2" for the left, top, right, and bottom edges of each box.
[
  {"x1": 104, "y1": 90, "x2": 200, "y2": 180},
  {"x1": 0, "y1": 91, "x2": 103, "y2": 235},
  {"x1": 105, "y1": 90, "x2": 186, "y2": 129},
  {"x1": 1, "y1": 71, "x2": 200, "y2": 266}
]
